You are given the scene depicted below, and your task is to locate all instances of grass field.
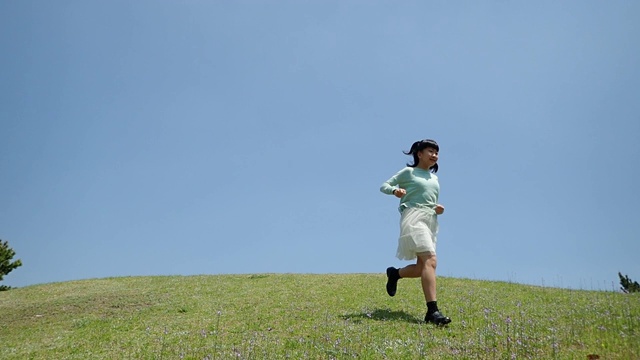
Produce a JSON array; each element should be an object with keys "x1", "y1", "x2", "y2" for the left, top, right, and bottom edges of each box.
[{"x1": 1, "y1": 274, "x2": 638, "y2": 359}]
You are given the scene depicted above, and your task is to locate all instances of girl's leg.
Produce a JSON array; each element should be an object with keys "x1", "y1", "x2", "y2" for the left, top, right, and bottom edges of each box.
[
  {"x1": 415, "y1": 253, "x2": 437, "y2": 302},
  {"x1": 387, "y1": 255, "x2": 451, "y2": 324},
  {"x1": 413, "y1": 253, "x2": 450, "y2": 325},
  {"x1": 388, "y1": 255, "x2": 437, "y2": 299},
  {"x1": 397, "y1": 254, "x2": 437, "y2": 300},
  {"x1": 397, "y1": 263, "x2": 419, "y2": 278},
  {"x1": 397, "y1": 255, "x2": 434, "y2": 283}
]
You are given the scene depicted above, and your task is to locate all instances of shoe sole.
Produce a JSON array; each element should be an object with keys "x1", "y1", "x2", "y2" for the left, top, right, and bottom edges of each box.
[{"x1": 425, "y1": 317, "x2": 451, "y2": 326}]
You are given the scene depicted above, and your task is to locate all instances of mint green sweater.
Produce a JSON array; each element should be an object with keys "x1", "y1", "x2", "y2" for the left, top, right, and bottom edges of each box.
[{"x1": 380, "y1": 167, "x2": 440, "y2": 213}]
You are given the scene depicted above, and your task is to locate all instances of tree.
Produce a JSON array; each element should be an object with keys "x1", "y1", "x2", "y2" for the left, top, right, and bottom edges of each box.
[
  {"x1": 0, "y1": 240, "x2": 22, "y2": 291},
  {"x1": 618, "y1": 272, "x2": 640, "y2": 294}
]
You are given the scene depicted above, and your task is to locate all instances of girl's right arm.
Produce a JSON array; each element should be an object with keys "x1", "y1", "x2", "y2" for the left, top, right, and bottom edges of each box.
[{"x1": 380, "y1": 168, "x2": 407, "y2": 197}]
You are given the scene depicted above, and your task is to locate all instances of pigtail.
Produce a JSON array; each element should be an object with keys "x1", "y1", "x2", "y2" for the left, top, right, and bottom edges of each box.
[{"x1": 403, "y1": 141, "x2": 422, "y2": 167}]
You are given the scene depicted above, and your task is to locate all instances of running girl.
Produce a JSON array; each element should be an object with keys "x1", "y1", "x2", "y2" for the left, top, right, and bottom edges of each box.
[{"x1": 380, "y1": 139, "x2": 451, "y2": 325}]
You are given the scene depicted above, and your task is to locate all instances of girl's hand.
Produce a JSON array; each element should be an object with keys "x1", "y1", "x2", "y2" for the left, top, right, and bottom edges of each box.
[
  {"x1": 435, "y1": 204, "x2": 445, "y2": 215},
  {"x1": 393, "y1": 188, "x2": 406, "y2": 198}
]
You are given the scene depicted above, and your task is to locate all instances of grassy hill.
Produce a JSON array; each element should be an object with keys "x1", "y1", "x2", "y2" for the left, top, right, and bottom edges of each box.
[{"x1": 1, "y1": 274, "x2": 638, "y2": 359}]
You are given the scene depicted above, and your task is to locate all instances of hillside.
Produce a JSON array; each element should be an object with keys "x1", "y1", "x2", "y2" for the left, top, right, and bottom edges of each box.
[{"x1": 1, "y1": 274, "x2": 638, "y2": 359}]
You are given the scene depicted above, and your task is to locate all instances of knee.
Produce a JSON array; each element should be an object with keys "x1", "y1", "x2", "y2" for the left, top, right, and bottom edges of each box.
[{"x1": 418, "y1": 255, "x2": 438, "y2": 270}]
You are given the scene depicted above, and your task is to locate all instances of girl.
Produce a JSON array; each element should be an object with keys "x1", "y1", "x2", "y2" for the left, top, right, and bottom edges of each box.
[{"x1": 380, "y1": 139, "x2": 451, "y2": 325}]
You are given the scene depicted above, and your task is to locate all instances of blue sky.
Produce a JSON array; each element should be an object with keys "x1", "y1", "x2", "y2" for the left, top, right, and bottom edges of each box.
[{"x1": 2, "y1": 1, "x2": 639, "y2": 291}]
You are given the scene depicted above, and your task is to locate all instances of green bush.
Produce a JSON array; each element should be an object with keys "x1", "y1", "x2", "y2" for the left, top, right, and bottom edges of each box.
[
  {"x1": 619, "y1": 272, "x2": 640, "y2": 293},
  {"x1": 0, "y1": 240, "x2": 22, "y2": 291}
]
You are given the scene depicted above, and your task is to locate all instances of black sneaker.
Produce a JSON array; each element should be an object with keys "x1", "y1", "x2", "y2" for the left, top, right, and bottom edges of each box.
[
  {"x1": 386, "y1": 267, "x2": 399, "y2": 297},
  {"x1": 425, "y1": 311, "x2": 451, "y2": 326}
]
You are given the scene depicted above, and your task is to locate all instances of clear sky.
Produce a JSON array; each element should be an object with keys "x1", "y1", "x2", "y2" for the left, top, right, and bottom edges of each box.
[{"x1": 2, "y1": 1, "x2": 639, "y2": 291}]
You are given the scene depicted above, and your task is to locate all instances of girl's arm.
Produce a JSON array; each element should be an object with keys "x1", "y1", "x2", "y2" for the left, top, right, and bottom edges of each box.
[
  {"x1": 380, "y1": 168, "x2": 407, "y2": 196},
  {"x1": 380, "y1": 180, "x2": 397, "y2": 195}
]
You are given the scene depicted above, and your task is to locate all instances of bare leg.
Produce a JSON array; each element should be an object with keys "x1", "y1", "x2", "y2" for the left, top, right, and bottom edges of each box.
[
  {"x1": 418, "y1": 253, "x2": 437, "y2": 302},
  {"x1": 398, "y1": 263, "x2": 421, "y2": 278},
  {"x1": 396, "y1": 253, "x2": 450, "y2": 324},
  {"x1": 398, "y1": 253, "x2": 437, "y2": 302}
]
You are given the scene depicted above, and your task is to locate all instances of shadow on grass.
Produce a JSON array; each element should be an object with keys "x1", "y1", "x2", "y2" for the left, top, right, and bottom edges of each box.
[{"x1": 342, "y1": 308, "x2": 422, "y2": 324}]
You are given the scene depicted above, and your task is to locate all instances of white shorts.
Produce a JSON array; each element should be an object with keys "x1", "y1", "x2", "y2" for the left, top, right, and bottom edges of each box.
[{"x1": 396, "y1": 207, "x2": 439, "y2": 260}]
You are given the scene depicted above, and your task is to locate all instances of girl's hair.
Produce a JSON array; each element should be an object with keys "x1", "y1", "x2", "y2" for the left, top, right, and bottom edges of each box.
[{"x1": 403, "y1": 139, "x2": 439, "y2": 172}]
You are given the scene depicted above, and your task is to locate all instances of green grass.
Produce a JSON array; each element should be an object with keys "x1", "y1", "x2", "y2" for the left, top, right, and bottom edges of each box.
[{"x1": 1, "y1": 274, "x2": 638, "y2": 359}]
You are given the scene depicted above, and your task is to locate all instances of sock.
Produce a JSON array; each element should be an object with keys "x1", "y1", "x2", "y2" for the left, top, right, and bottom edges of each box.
[
  {"x1": 426, "y1": 301, "x2": 439, "y2": 315},
  {"x1": 393, "y1": 267, "x2": 401, "y2": 279}
]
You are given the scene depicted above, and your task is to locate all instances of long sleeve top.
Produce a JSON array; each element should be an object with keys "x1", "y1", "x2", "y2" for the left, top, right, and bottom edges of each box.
[{"x1": 380, "y1": 167, "x2": 440, "y2": 213}]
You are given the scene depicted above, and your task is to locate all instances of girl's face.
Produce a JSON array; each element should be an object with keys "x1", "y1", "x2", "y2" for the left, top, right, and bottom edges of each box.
[{"x1": 418, "y1": 147, "x2": 439, "y2": 169}]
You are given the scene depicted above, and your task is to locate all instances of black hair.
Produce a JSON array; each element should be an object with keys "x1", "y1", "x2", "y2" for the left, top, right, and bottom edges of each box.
[{"x1": 403, "y1": 139, "x2": 439, "y2": 173}]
